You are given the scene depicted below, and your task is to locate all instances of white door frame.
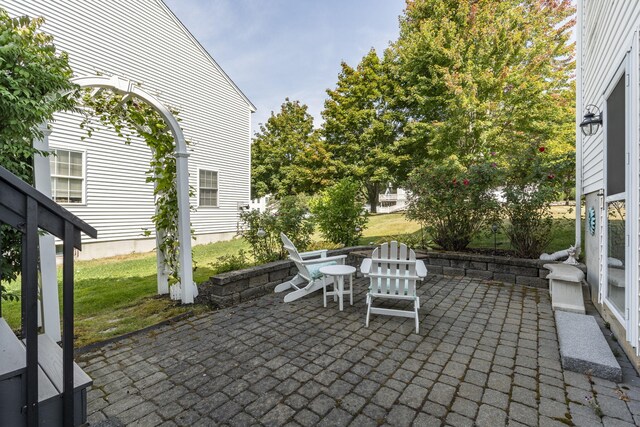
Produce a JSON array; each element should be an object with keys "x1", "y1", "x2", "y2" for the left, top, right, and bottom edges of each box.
[{"x1": 602, "y1": 51, "x2": 636, "y2": 344}]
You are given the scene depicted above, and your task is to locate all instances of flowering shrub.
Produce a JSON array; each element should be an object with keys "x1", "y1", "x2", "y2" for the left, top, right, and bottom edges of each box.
[{"x1": 405, "y1": 156, "x2": 499, "y2": 251}]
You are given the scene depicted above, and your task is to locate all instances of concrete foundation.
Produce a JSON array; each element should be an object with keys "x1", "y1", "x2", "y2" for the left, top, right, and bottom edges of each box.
[{"x1": 61, "y1": 231, "x2": 238, "y2": 261}]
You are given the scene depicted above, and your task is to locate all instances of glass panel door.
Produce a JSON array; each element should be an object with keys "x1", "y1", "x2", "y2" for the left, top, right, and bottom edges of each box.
[
  {"x1": 604, "y1": 71, "x2": 627, "y2": 320},
  {"x1": 607, "y1": 200, "x2": 625, "y2": 313}
]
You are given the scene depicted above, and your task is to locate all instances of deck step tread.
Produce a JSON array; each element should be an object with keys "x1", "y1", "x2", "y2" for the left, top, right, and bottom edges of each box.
[
  {"x1": 0, "y1": 318, "x2": 25, "y2": 381},
  {"x1": 23, "y1": 334, "x2": 93, "y2": 393},
  {"x1": 0, "y1": 318, "x2": 59, "y2": 402}
]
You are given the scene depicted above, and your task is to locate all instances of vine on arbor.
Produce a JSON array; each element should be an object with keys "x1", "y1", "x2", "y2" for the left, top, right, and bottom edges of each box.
[{"x1": 80, "y1": 88, "x2": 192, "y2": 284}]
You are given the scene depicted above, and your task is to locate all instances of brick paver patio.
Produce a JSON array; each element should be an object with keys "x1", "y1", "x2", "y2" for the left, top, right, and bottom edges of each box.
[{"x1": 79, "y1": 274, "x2": 640, "y2": 426}]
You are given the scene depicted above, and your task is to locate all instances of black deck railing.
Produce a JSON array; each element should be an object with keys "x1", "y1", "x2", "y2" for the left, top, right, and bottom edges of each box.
[{"x1": 0, "y1": 165, "x2": 97, "y2": 427}]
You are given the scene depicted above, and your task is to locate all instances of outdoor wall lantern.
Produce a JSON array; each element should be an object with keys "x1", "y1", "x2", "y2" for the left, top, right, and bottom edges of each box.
[{"x1": 579, "y1": 104, "x2": 603, "y2": 136}]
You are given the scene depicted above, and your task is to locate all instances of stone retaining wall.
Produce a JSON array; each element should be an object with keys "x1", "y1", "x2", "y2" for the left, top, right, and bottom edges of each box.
[
  {"x1": 351, "y1": 249, "x2": 585, "y2": 289},
  {"x1": 198, "y1": 246, "x2": 586, "y2": 308},
  {"x1": 196, "y1": 246, "x2": 373, "y2": 308},
  {"x1": 419, "y1": 251, "x2": 552, "y2": 288}
]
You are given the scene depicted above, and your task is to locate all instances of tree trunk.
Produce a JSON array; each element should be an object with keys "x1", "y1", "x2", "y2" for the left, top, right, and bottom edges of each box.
[{"x1": 367, "y1": 182, "x2": 380, "y2": 214}]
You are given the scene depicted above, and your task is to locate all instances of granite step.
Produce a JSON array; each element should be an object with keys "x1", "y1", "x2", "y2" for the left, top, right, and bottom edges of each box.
[{"x1": 555, "y1": 310, "x2": 622, "y2": 382}]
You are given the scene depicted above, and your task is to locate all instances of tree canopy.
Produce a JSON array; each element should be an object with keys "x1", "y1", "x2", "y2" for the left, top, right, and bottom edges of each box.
[
  {"x1": 251, "y1": 98, "x2": 333, "y2": 198},
  {"x1": 322, "y1": 49, "x2": 408, "y2": 212},
  {"x1": 392, "y1": 0, "x2": 575, "y2": 165}
]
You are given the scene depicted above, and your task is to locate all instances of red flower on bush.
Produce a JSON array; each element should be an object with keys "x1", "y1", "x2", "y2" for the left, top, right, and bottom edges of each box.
[
  {"x1": 539, "y1": 146, "x2": 545, "y2": 152},
  {"x1": 463, "y1": 179, "x2": 469, "y2": 186},
  {"x1": 547, "y1": 174, "x2": 555, "y2": 179}
]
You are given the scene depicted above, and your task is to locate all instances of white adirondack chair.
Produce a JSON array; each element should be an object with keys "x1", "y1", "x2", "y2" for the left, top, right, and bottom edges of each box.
[
  {"x1": 361, "y1": 241, "x2": 427, "y2": 333},
  {"x1": 274, "y1": 233, "x2": 347, "y2": 302}
]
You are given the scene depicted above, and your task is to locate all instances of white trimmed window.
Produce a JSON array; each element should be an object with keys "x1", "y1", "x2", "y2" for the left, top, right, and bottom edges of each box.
[
  {"x1": 50, "y1": 149, "x2": 84, "y2": 204},
  {"x1": 199, "y1": 169, "x2": 218, "y2": 207}
]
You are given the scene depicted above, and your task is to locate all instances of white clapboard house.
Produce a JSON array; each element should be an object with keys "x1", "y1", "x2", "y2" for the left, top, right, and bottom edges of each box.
[
  {"x1": 577, "y1": 1, "x2": 640, "y2": 370},
  {"x1": 3, "y1": 0, "x2": 255, "y2": 260}
]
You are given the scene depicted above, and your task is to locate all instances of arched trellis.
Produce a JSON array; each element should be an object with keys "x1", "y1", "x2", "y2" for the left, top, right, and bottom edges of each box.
[{"x1": 36, "y1": 75, "x2": 196, "y2": 342}]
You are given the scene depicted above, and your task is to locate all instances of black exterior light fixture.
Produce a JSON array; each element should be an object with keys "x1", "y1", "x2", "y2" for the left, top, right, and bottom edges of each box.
[{"x1": 580, "y1": 104, "x2": 603, "y2": 136}]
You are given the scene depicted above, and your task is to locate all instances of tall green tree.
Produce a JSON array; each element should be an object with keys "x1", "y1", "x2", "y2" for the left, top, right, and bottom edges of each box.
[
  {"x1": 322, "y1": 49, "x2": 407, "y2": 213},
  {"x1": 0, "y1": 9, "x2": 77, "y2": 292},
  {"x1": 392, "y1": 0, "x2": 575, "y2": 165},
  {"x1": 251, "y1": 98, "x2": 332, "y2": 198}
]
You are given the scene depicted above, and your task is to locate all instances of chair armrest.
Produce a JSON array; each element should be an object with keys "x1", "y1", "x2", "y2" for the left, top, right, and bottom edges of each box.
[
  {"x1": 361, "y1": 258, "x2": 426, "y2": 277},
  {"x1": 360, "y1": 258, "x2": 372, "y2": 276},
  {"x1": 417, "y1": 260, "x2": 427, "y2": 279},
  {"x1": 300, "y1": 254, "x2": 347, "y2": 265},
  {"x1": 299, "y1": 249, "x2": 328, "y2": 259}
]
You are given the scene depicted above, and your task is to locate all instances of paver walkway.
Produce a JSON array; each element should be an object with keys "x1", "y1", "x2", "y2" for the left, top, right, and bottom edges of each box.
[{"x1": 79, "y1": 274, "x2": 640, "y2": 426}]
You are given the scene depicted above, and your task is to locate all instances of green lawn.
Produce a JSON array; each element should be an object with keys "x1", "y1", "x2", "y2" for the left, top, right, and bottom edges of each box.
[
  {"x1": 1, "y1": 237, "x2": 248, "y2": 346},
  {"x1": 1, "y1": 208, "x2": 576, "y2": 347},
  {"x1": 360, "y1": 213, "x2": 421, "y2": 243}
]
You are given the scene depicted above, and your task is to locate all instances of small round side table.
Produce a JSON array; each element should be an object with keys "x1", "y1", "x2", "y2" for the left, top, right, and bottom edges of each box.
[{"x1": 319, "y1": 265, "x2": 356, "y2": 311}]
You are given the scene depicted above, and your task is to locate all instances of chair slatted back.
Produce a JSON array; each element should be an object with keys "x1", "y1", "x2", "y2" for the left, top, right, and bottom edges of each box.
[
  {"x1": 370, "y1": 241, "x2": 418, "y2": 296},
  {"x1": 281, "y1": 233, "x2": 311, "y2": 281}
]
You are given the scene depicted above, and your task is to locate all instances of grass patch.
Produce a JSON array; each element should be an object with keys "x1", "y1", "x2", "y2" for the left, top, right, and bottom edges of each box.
[
  {"x1": 360, "y1": 213, "x2": 421, "y2": 243},
  {"x1": 1, "y1": 237, "x2": 249, "y2": 346}
]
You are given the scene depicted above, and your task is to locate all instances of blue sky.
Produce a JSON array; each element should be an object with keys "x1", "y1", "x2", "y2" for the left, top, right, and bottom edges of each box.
[{"x1": 163, "y1": 0, "x2": 405, "y2": 132}]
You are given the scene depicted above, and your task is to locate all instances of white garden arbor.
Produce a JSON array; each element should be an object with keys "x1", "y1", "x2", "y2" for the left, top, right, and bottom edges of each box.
[{"x1": 36, "y1": 75, "x2": 197, "y2": 342}]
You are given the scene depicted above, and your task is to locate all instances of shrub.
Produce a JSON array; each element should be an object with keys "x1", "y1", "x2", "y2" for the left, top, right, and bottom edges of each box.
[
  {"x1": 276, "y1": 195, "x2": 314, "y2": 250},
  {"x1": 210, "y1": 250, "x2": 251, "y2": 274},
  {"x1": 240, "y1": 195, "x2": 314, "y2": 264},
  {"x1": 0, "y1": 9, "x2": 77, "y2": 298},
  {"x1": 405, "y1": 157, "x2": 499, "y2": 251},
  {"x1": 503, "y1": 186, "x2": 553, "y2": 258},
  {"x1": 240, "y1": 207, "x2": 279, "y2": 264},
  {"x1": 310, "y1": 178, "x2": 368, "y2": 246},
  {"x1": 502, "y1": 143, "x2": 559, "y2": 258}
]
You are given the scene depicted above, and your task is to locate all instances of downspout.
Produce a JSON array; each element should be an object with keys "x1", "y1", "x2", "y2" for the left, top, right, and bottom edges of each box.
[{"x1": 575, "y1": 0, "x2": 583, "y2": 257}]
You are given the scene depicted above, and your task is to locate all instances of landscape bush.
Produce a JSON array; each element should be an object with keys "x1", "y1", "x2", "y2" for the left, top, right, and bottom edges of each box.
[
  {"x1": 210, "y1": 249, "x2": 251, "y2": 274},
  {"x1": 502, "y1": 144, "x2": 560, "y2": 258},
  {"x1": 240, "y1": 195, "x2": 314, "y2": 264},
  {"x1": 311, "y1": 178, "x2": 368, "y2": 246},
  {"x1": 0, "y1": 9, "x2": 77, "y2": 300},
  {"x1": 405, "y1": 157, "x2": 499, "y2": 251}
]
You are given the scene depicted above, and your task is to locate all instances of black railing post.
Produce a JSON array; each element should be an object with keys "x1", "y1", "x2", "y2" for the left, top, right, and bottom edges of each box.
[
  {"x1": 0, "y1": 165, "x2": 97, "y2": 427},
  {"x1": 63, "y1": 221, "x2": 75, "y2": 427},
  {"x1": 24, "y1": 197, "x2": 39, "y2": 427},
  {"x1": 0, "y1": 228, "x2": 3, "y2": 318},
  {"x1": 21, "y1": 226, "x2": 26, "y2": 337}
]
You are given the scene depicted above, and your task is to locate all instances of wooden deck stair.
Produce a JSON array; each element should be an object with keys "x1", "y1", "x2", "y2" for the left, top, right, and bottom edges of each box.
[{"x1": 0, "y1": 318, "x2": 91, "y2": 426}]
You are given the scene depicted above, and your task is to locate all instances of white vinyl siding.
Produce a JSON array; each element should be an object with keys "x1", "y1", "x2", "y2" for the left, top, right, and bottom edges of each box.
[
  {"x1": 199, "y1": 169, "x2": 218, "y2": 207},
  {"x1": 580, "y1": 0, "x2": 640, "y2": 194},
  {"x1": 580, "y1": 0, "x2": 640, "y2": 353},
  {"x1": 3, "y1": 0, "x2": 253, "y2": 243},
  {"x1": 50, "y1": 149, "x2": 84, "y2": 204}
]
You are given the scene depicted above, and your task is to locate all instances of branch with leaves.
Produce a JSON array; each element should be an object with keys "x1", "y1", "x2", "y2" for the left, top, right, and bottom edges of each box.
[{"x1": 80, "y1": 88, "x2": 193, "y2": 284}]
